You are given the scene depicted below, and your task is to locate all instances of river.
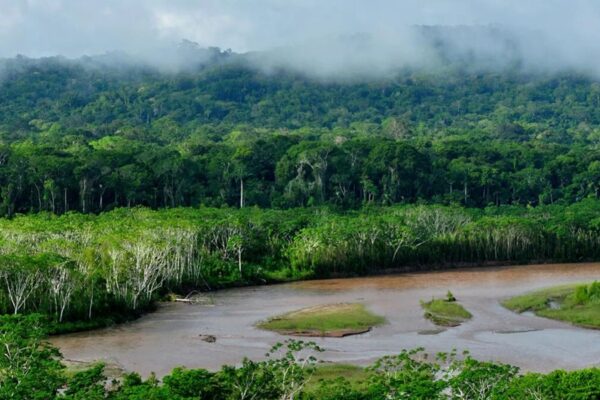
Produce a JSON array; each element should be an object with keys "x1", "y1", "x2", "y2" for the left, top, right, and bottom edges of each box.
[{"x1": 52, "y1": 262, "x2": 600, "y2": 377}]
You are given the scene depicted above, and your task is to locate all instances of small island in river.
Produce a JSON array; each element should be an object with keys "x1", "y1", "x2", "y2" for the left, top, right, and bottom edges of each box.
[{"x1": 257, "y1": 303, "x2": 385, "y2": 337}]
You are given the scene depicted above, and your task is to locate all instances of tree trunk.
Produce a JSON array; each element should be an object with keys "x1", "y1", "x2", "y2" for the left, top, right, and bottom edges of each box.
[
  {"x1": 50, "y1": 189, "x2": 56, "y2": 213},
  {"x1": 34, "y1": 183, "x2": 42, "y2": 211},
  {"x1": 240, "y1": 178, "x2": 244, "y2": 208},
  {"x1": 80, "y1": 178, "x2": 87, "y2": 213},
  {"x1": 88, "y1": 284, "x2": 94, "y2": 319},
  {"x1": 99, "y1": 188, "x2": 106, "y2": 210},
  {"x1": 59, "y1": 302, "x2": 67, "y2": 322}
]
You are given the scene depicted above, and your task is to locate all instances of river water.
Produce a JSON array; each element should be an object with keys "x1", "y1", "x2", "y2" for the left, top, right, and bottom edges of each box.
[{"x1": 52, "y1": 262, "x2": 600, "y2": 377}]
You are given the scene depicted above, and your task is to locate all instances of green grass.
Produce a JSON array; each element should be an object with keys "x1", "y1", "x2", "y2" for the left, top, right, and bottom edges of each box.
[
  {"x1": 305, "y1": 364, "x2": 368, "y2": 392},
  {"x1": 63, "y1": 361, "x2": 125, "y2": 381},
  {"x1": 421, "y1": 298, "x2": 472, "y2": 327},
  {"x1": 502, "y1": 284, "x2": 577, "y2": 313},
  {"x1": 502, "y1": 282, "x2": 600, "y2": 329},
  {"x1": 257, "y1": 303, "x2": 385, "y2": 336}
]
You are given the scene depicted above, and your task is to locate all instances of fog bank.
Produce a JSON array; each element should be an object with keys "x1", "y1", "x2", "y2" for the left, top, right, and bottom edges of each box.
[{"x1": 2, "y1": 1, "x2": 600, "y2": 78}]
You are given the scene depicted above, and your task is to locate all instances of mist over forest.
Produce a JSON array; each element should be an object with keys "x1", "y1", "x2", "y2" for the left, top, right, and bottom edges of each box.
[
  {"x1": 4, "y1": 0, "x2": 600, "y2": 79},
  {"x1": 2, "y1": 3, "x2": 600, "y2": 399}
]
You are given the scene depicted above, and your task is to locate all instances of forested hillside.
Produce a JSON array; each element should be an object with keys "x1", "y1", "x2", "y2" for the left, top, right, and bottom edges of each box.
[{"x1": 0, "y1": 54, "x2": 599, "y2": 214}]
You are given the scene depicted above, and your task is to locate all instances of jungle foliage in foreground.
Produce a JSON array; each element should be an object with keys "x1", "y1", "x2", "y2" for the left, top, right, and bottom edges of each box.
[
  {"x1": 0, "y1": 202, "x2": 599, "y2": 328},
  {"x1": 4, "y1": 315, "x2": 600, "y2": 400},
  {"x1": 0, "y1": 56, "x2": 600, "y2": 214},
  {"x1": 503, "y1": 281, "x2": 600, "y2": 328}
]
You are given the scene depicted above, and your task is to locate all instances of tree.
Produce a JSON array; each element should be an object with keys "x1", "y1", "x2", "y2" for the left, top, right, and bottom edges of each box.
[
  {"x1": 0, "y1": 255, "x2": 45, "y2": 315},
  {"x1": 115, "y1": 238, "x2": 169, "y2": 311},
  {"x1": 366, "y1": 349, "x2": 444, "y2": 400},
  {"x1": 47, "y1": 259, "x2": 78, "y2": 322},
  {"x1": 0, "y1": 314, "x2": 64, "y2": 399}
]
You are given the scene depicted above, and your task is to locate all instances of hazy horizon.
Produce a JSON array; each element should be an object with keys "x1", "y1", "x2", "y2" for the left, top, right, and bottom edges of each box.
[{"x1": 2, "y1": 1, "x2": 600, "y2": 79}]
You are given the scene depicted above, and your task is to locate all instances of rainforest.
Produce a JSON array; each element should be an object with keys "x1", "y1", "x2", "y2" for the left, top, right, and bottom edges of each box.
[
  {"x1": 2, "y1": 24, "x2": 600, "y2": 399},
  {"x1": 1, "y1": 55, "x2": 600, "y2": 214}
]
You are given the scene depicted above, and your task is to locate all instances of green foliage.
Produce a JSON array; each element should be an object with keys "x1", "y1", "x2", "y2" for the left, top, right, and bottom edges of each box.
[
  {"x1": 445, "y1": 357, "x2": 519, "y2": 399},
  {"x1": 421, "y1": 297, "x2": 472, "y2": 327},
  {"x1": 304, "y1": 364, "x2": 367, "y2": 394},
  {"x1": 162, "y1": 367, "x2": 220, "y2": 399},
  {"x1": 4, "y1": 314, "x2": 600, "y2": 399},
  {"x1": 0, "y1": 203, "x2": 597, "y2": 326},
  {"x1": 0, "y1": 58, "x2": 599, "y2": 214},
  {"x1": 506, "y1": 369, "x2": 600, "y2": 400},
  {"x1": 258, "y1": 303, "x2": 385, "y2": 335},
  {"x1": 62, "y1": 363, "x2": 106, "y2": 400},
  {"x1": 504, "y1": 282, "x2": 600, "y2": 328},
  {"x1": 3, "y1": 54, "x2": 600, "y2": 399},
  {"x1": 303, "y1": 378, "x2": 368, "y2": 400},
  {"x1": 366, "y1": 349, "x2": 445, "y2": 399},
  {"x1": 573, "y1": 281, "x2": 600, "y2": 304},
  {"x1": 0, "y1": 314, "x2": 64, "y2": 400}
]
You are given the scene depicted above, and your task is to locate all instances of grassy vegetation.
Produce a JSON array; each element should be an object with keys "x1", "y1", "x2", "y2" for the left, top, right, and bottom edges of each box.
[
  {"x1": 257, "y1": 303, "x2": 385, "y2": 337},
  {"x1": 503, "y1": 282, "x2": 600, "y2": 329},
  {"x1": 502, "y1": 284, "x2": 577, "y2": 313},
  {"x1": 421, "y1": 293, "x2": 472, "y2": 327},
  {"x1": 305, "y1": 363, "x2": 368, "y2": 392}
]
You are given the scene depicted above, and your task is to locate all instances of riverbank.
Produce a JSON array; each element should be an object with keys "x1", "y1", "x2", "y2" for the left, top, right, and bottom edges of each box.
[{"x1": 503, "y1": 282, "x2": 600, "y2": 329}]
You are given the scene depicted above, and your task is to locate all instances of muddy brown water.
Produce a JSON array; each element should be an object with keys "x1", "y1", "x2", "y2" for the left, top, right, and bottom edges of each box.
[{"x1": 52, "y1": 262, "x2": 600, "y2": 377}]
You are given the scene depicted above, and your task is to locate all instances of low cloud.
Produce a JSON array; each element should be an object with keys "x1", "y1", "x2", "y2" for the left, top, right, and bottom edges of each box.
[{"x1": 2, "y1": 0, "x2": 600, "y2": 78}]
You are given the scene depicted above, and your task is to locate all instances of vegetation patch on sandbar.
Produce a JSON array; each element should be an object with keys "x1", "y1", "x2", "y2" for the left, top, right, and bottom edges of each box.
[
  {"x1": 503, "y1": 282, "x2": 600, "y2": 329},
  {"x1": 257, "y1": 303, "x2": 385, "y2": 337},
  {"x1": 421, "y1": 292, "x2": 472, "y2": 327}
]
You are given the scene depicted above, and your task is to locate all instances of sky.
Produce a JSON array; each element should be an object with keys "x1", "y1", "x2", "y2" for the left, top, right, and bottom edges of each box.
[{"x1": 1, "y1": 1, "x2": 600, "y2": 77}]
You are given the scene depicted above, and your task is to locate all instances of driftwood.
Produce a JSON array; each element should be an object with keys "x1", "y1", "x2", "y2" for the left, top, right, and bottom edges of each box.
[{"x1": 173, "y1": 291, "x2": 215, "y2": 305}]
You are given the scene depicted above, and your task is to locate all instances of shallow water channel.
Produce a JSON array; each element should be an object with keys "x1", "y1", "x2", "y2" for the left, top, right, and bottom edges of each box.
[{"x1": 52, "y1": 262, "x2": 600, "y2": 377}]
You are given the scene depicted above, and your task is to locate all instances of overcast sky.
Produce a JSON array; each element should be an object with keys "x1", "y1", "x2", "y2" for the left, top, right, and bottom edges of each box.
[{"x1": 2, "y1": 1, "x2": 600, "y2": 77}]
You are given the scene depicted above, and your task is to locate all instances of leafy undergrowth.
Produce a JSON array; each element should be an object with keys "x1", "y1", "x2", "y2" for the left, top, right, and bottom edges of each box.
[
  {"x1": 7, "y1": 314, "x2": 600, "y2": 400},
  {"x1": 421, "y1": 293, "x2": 472, "y2": 327},
  {"x1": 257, "y1": 303, "x2": 385, "y2": 337},
  {"x1": 503, "y1": 282, "x2": 600, "y2": 329},
  {"x1": 304, "y1": 363, "x2": 368, "y2": 393}
]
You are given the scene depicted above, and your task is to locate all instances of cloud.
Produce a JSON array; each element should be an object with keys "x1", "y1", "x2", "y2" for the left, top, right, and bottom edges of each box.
[{"x1": 2, "y1": 0, "x2": 600, "y2": 78}]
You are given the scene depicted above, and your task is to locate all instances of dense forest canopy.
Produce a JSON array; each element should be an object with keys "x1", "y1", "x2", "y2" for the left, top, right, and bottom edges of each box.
[
  {"x1": 0, "y1": 203, "x2": 598, "y2": 328},
  {"x1": 0, "y1": 48, "x2": 599, "y2": 215}
]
